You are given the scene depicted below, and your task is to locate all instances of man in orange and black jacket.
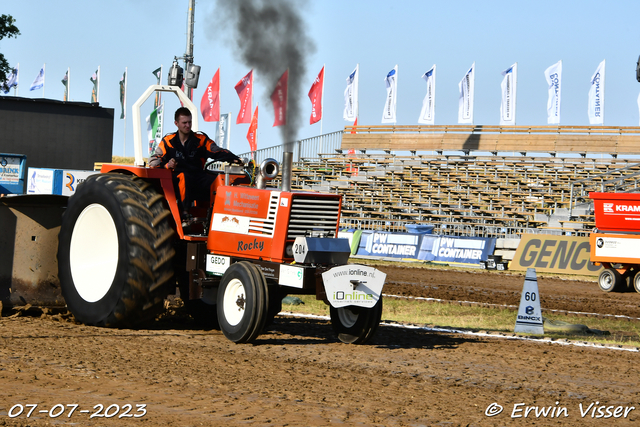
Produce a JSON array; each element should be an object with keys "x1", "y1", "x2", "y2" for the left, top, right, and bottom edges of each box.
[{"x1": 149, "y1": 107, "x2": 242, "y2": 220}]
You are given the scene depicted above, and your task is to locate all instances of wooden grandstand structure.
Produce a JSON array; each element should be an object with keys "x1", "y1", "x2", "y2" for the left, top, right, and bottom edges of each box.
[
  {"x1": 242, "y1": 125, "x2": 640, "y2": 237},
  {"x1": 341, "y1": 125, "x2": 640, "y2": 157}
]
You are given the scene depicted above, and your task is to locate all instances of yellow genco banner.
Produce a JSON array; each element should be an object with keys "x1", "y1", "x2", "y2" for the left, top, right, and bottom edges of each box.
[{"x1": 511, "y1": 234, "x2": 602, "y2": 276}]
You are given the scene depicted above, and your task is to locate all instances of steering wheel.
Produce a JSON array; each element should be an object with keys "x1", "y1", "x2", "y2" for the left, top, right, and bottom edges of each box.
[{"x1": 205, "y1": 158, "x2": 257, "y2": 185}]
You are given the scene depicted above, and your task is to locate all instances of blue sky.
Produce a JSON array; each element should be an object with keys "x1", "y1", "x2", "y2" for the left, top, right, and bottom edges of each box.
[{"x1": 3, "y1": 0, "x2": 640, "y2": 158}]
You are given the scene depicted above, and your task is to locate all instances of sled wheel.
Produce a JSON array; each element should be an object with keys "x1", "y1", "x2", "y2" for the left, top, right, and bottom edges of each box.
[
  {"x1": 598, "y1": 268, "x2": 623, "y2": 293},
  {"x1": 217, "y1": 262, "x2": 267, "y2": 343},
  {"x1": 57, "y1": 173, "x2": 175, "y2": 327},
  {"x1": 633, "y1": 271, "x2": 640, "y2": 294},
  {"x1": 330, "y1": 298, "x2": 383, "y2": 344}
]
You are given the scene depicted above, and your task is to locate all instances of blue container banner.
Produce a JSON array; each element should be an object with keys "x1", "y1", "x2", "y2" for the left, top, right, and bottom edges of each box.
[
  {"x1": 418, "y1": 235, "x2": 496, "y2": 264},
  {"x1": 357, "y1": 231, "x2": 423, "y2": 259}
]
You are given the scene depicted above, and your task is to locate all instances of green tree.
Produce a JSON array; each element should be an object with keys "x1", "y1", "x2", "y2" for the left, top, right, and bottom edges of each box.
[{"x1": 0, "y1": 14, "x2": 20, "y2": 85}]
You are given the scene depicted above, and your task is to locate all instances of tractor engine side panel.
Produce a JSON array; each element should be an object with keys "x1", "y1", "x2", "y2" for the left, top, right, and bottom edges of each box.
[{"x1": 207, "y1": 187, "x2": 287, "y2": 262}]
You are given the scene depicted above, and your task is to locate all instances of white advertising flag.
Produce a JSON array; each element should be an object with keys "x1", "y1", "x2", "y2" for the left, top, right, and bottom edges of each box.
[
  {"x1": 382, "y1": 65, "x2": 398, "y2": 124},
  {"x1": 343, "y1": 65, "x2": 359, "y2": 121},
  {"x1": 458, "y1": 63, "x2": 475, "y2": 124},
  {"x1": 418, "y1": 65, "x2": 436, "y2": 125},
  {"x1": 500, "y1": 63, "x2": 517, "y2": 125},
  {"x1": 545, "y1": 60, "x2": 562, "y2": 125},
  {"x1": 30, "y1": 66, "x2": 45, "y2": 91},
  {"x1": 588, "y1": 60, "x2": 605, "y2": 125},
  {"x1": 3, "y1": 65, "x2": 18, "y2": 94},
  {"x1": 217, "y1": 112, "x2": 232, "y2": 150}
]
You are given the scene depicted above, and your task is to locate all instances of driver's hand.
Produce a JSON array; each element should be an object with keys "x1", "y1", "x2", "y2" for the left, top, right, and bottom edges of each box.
[{"x1": 166, "y1": 158, "x2": 177, "y2": 169}]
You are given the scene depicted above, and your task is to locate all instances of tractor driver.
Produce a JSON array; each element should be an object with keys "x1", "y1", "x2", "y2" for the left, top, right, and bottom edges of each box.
[{"x1": 149, "y1": 107, "x2": 243, "y2": 222}]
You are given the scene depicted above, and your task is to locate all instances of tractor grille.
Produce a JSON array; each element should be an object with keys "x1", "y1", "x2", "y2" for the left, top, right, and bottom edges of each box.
[{"x1": 287, "y1": 195, "x2": 341, "y2": 239}]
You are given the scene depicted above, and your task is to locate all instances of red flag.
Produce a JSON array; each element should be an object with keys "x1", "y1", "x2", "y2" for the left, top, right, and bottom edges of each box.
[
  {"x1": 247, "y1": 105, "x2": 258, "y2": 153},
  {"x1": 270, "y1": 69, "x2": 288, "y2": 127},
  {"x1": 308, "y1": 66, "x2": 324, "y2": 124},
  {"x1": 200, "y1": 68, "x2": 220, "y2": 122},
  {"x1": 235, "y1": 70, "x2": 253, "y2": 124}
]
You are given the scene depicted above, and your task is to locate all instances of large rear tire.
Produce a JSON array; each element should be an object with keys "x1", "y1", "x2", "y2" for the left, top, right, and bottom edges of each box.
[
  {"x1": 330, "y1": 299, "x2": 383, "y2": 344},
  {"x1": 216, "y1": 262, "x2": 268, "y2": 343},
  {"x1": 57, "y1": 173, "x2": 175, "y2": 327}
]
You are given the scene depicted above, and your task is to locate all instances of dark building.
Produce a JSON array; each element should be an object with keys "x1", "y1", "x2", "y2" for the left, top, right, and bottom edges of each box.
[{"x1": 0, "y1": 96, "x2": 114, "y2": 171}]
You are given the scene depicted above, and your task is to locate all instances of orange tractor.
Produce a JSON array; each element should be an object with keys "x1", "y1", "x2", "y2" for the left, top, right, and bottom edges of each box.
[{"x1": 55, "y1": 85, "x2": 386, "y2": 344}]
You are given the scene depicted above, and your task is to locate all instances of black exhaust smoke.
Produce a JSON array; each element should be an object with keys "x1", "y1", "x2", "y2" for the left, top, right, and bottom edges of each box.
[{"x1": 213, "y1": 0, "x2": 316, "y2": 152}]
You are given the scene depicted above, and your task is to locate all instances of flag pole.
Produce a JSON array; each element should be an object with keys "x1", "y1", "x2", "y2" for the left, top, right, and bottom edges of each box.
[
  {"x1": 513, "y1": 62, "x2": 517, "y2": 126},
  {"x1": 356, "y1": 63, "x2": 360, "y2": 123},
  {"x1": 67, "y1": 67, "x2": 71, "y2": 101},
  {"x1": 320, "y1": 64, "x2": 325, "y2": 136},
  {"x1": 123, "y1": 67, "x2": 128, "y2": 157},
  {"x1": 227, "y1": 112, "x2": 232, "y2": 150}
]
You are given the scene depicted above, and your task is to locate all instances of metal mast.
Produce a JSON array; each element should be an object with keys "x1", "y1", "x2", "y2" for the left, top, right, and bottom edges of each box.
[{"x1": 184, "y1": 0, "x2": 196, "y2": 99}]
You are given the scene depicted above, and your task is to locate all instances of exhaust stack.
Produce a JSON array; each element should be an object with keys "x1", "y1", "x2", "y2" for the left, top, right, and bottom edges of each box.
[
  {"x1": 255, "y1": 158, "x2": 279, "y2": 189},
  {"x1": 282, "y1": 152, "x2": 293, "y2": 192}
]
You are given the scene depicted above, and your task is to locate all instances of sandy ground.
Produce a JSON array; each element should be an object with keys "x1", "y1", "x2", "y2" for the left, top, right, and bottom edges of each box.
[{"x1": 1, "y1": 264, "x2": 639, "y2": 426}]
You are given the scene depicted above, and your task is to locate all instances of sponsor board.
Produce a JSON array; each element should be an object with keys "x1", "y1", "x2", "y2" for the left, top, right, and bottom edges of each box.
[
  {"x1": 27, "y1": 168, "x2": 94, "y2": 196},
  {"x1": 357, "y1": 231, "x2": 421, "y2": 258},
  {"x1": 511, "y1": 234, "x2": 601, "y2": 275},
  {"x1": 27, "y1": 168, "x2": 55, "y2": 194},
  {"x1": 355, "y1": 232, "x2": 495, "y2": 265},
  {"x1": 61, "y1": 170, "x2": 94, "y2": 196},
  {"x1": 0, "y1": 155, "x2": 22, "y2": 183},
  {"x1": 418, "y1": 235, "x2": 495, "y2": 265},
  {"x1": 322, "y1": 265, "x2": 386, "y2": 308}
]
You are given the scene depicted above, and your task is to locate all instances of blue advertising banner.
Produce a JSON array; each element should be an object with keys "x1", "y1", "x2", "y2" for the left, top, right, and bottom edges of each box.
[
  {"x1": 418, "y1": 235, "x2": 496, "y2": 264},
  {"x1": 357, "y1": 231, "x2": 423, "y2": 259}
]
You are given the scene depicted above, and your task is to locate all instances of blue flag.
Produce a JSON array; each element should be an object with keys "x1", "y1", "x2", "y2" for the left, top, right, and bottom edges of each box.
[
  {"x1": 30, "y1": 67, "x2": 45, "y2": 91},
  {"x1": 3, "y1": 66, "x2": 18, "y2": 93}
]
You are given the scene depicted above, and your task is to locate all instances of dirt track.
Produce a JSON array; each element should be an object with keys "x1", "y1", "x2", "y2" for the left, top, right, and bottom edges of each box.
[{"x1": 1, "y1": 264, "x2": 640, "y2": 426}]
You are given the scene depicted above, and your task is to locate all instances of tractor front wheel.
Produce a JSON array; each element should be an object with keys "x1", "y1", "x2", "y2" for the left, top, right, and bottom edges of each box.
[
  {"x1": 216, "y1": 262, "x2": 268, "y2": 343},
  {"x1": 330, "y1": 299, "x2": 383, "y2": 344}
]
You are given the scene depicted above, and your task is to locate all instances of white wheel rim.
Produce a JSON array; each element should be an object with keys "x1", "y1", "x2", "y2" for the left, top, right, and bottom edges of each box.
[
  {"x1": 223, "y1": 278, "x2": 246, "y2": 326},
  {"x1": 69, "y1": 204, "x2": 119, "y2": 302},
  {"x1": 600, "y1": 272, "x2": 613, "y2": 290},
  {"x1": 337, "y1": 307, "x2": 359, "y2": 328}
]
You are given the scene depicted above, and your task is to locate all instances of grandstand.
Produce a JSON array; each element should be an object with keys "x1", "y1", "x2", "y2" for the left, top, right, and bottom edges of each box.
[{"x1": 239, "y1": 125, "x2": 640, "y2": 238}]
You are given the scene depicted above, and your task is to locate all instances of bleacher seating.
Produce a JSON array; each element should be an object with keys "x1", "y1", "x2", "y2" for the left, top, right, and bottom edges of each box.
[
  {"x1": 241, "y1": 125, "x2": 640, "y2": 237},
  {"x1": 286, "y1": 153, "x2": 640, "y2": 237}
]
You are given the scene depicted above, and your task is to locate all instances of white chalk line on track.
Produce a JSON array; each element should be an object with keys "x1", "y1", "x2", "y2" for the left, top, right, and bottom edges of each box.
[
  {"x1": 382, "y1": 293, "x2": 640, "y2": 322},
  {"x1": 278, "y1": 312, "x2": 640, "y2": 353}
]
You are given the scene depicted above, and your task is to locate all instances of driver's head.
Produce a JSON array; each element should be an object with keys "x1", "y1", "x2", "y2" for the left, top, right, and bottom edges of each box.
[{"x1": 174, "y1": 107, "x2": 192, "y2": 136}]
